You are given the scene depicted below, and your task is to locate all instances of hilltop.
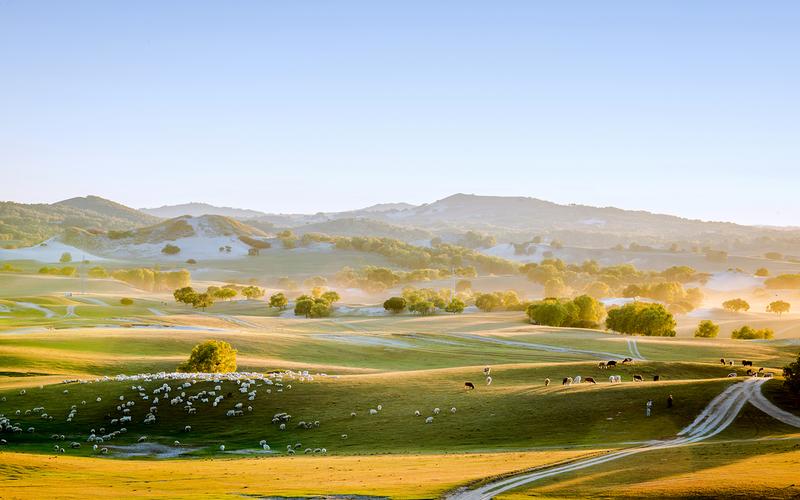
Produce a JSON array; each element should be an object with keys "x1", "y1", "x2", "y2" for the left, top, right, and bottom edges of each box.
[{"x1": 141, "y1": 202, "x2": 267, "y2": 220}]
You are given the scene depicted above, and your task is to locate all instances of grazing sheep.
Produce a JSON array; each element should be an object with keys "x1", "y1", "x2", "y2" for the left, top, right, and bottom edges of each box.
[
  {"x1": 369, "y1": 409, "x2": 378, "y2": 415},
  {"x1": 219, "y1": 445, "x2": 225, "y2": 452},
  {"x1": 598, "y1": 362, "x2": 607, "y2": 369},
  {"x1": 100, "y1": 448, "x2": 108, "y2": 455},
  {"x1": 425, "y1": 416, "x2": 434, "y2": 424},
  {"x1": 414, "y1": 410, "x2": 421, "y2": 416},
  {"x1": 450, "y1": 407, "x2": 457, "y2": 414},
  {"x1": 486, "y1": 376, "x2": 493, "y2": 385},
  {"x1": 137, "y1": 436, "x2": 147, "y2": 443},
  {"x1": 727, "y1": 372, "x2": 737, "y2": 377},
  {"x1": 350, "y1": 412, "x2": 357, "y2": 417},
  {"x1": 433, "y1": 407, "x2": 440, "y2": 415},
  {"x1": 545, "y1": 378, "x2": 550, "y2": 386},
  {"x1": 263, "y1": 444, "x2": 270, "y2": 450},
  {"x1": 464, "y1": 382, "x2": 475, "y2": 390},
  {"x1": 341, "y1": 434, "x2": 348, "y2": 440},
  {"x1": 279, "y1": 423, "x2": 286, "y2": 430},
  {"x1": 573, "y1": 376, "x2": 582, "y2": 384},
  {"x1": 184, "y1": 425, "x2": 191, "y2": 432},
  {"x1": 287, "y1": 448, "x2": 295, "y2": 455},
  {"x1": 377, "y1": 404, "x2": 383, "y2": 411},
  {"x1": 562, "y1": 377, "x2": 573, "y2": 386},
  {"x1": 174, "y1": 440, "x2": 181, "y2": 447},
  {"x1": 609, "y1": 375, "x2": 621, "y2": 383}
]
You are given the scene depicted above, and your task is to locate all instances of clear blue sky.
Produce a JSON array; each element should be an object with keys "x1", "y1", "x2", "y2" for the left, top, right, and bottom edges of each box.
[{"x1": 1, "y1": 1, "x2": 798, "y2": 225}]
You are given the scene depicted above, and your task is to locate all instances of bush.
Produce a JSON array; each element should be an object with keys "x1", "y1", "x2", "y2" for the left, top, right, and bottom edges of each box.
[
  {"x1": 731, "y1": 326, "x2": 774, "y2": 340},
  {"x1": 783, "y1": 352, "x2": 800, "y2": 395},
  {"x1": 161, "y1": 244, "x2": 181, "y2": 255},
  {"x1": 722, "y1": 298, "x2": 750, "y2": 312},
  {"x1": 269, "y1": 292, "x2": 288, "y2": 309},
  {"x1": 177, "y1": 340, "x2": 237, "y2": 373},
  {"x1": 120, "y1": 297, "x2": 134, "y2": 306},
  {"x1": 606, "y1": 302, "x2": 676, "y2": 336},
  {"x1": 526, "y1": 295, "x2": 605, "y2": 328},
  {"x1": 186, "y1": 259, "x2": 197, "y2": 264},
  {"x1": 59, "y1": 252, "x2": 72, "y2": 263},
  {"x1": 694, "y1": 320, "x2": 719, "y2": 338},
  {"x1": 239, "y1": 235, "x2": 271, "y2": 249},
  {"x1": 383, "y1": 296, "x2": 407, "y2": 314},
  {"x1": 88, "y1": 266, "x2": 109, "y2": 278}
]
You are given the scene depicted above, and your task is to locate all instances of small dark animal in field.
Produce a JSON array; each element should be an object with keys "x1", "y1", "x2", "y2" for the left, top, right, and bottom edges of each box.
[
  {"x1": 584, "y1": 377, "x2": 596, "y2": 384},
  {"x1": 464, "y1": 382, "x2": 475, "y2": 390},
  {"x1": 562, "y1": 377, "x2": 573, "y2": 386},
  {"x1": 720, "y1": 358, "x2": 726, "y2": 365},
  {"x1": 633, "y1": 374, "x2": 643, "y2": 382},
  {"x1": 758, "y1": 367, "x2": 764, "y2": 372},
  {"x1": 729, "y1": 361, "x2": 734, "y2": 366},
  {"x1": 667, "y1": 394, "x2": 673, "y2": 408},
  {"x1": 653, "y1": 375, "x2": 660, "y2": 382},
  {"x1": 598, "y1": 362, "x2": 607, "y2": 369},
  {"x1": 742, "y1": 360, "x2": 753, "y2": 367},
  {"x1": 622, "y1": 357, "x2": 634, "y2": 364},
  {"x1": 746, "y1": 369, "x2": 755, "y2": 376},
  {"x1": 606, "y1": 360, "x2": 618, "y2": 368},
  {"x1": 545, "y1": 378, "x2": 551, "y2": 386},
  {"x1": 483, "y1": 367, "x2": 491, "y2": 376}
]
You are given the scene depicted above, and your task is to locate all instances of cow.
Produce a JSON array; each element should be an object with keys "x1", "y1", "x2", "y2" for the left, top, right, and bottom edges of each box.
[
  {"x1": 758, "y1": 367, "x2": 764, "y2": 373},
  {"x1": 633, "y1": 374, "x2": 643, "y2": 382},
  {"x1": 606, "y1": 360, "x2": 618, "y2": 368},
  {"x1": 653, "y1": 375, "x2": 660, "y2": 382},
  {"x1": 464, "y1": 382, "x2": 475, "y2": 390},
  {"x1": 742, "y1": 360, "x2": 753, "y2": 367},
  {"x1": 598, "y1": 362, "x2": 607, "y2": 369},
  {"x1": 584, "y1": 377, "x2": 596, "y2": 384},
  {"x1": 562, "y1": 377, "x2": 573, "y2": 386},
  {"x1": 720, "y1": 358, "x2": 726, "y2": 365},
  {"x1": 746, "y1": 369, "x2": 755, "y2": 376},
  {"x1": 622, "y1": 357, "x2": 634, "y2": 364}
]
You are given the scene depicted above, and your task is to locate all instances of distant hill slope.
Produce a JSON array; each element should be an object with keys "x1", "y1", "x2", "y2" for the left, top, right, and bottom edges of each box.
[
  {"x1": 292, "y1": 218, "x2": 433, "y2": 242},
  {"x1": 141, "y1": 202, "x2": 267, "y2": 219},
  {"x1": 61, "y1": 214, "x2": 271, "y2": 259},
  {"x1": 0, "y1": 196, "x2": 158, "y2": 248}
]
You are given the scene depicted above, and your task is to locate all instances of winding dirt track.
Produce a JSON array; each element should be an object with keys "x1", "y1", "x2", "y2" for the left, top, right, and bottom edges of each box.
[{"x1": 448, "y1": 378, "x2": 796, "y2": 500}]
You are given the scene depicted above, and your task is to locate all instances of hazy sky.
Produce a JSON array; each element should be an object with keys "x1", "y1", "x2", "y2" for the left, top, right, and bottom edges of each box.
[{"x1": 1, "y1": 2, "x2": 798, "y2": 225}]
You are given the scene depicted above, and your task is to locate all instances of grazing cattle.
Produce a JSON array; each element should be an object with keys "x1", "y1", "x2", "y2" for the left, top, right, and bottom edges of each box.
[
  {"x1": 622, "y1": 357, "x2": 634, "y2": 364},
  {"x1": 633, "y1": 374, "x2": 643, "y2": 382},
  {"x1": 573, "y1": 376, "x2": 582, "y2": 384},
  {"x1": 746, "y1": 369, "x2": 755, "y2": 376},
  {"x1": 727, "y1": 372, "x2": 737, "y2": 377},
  {"x1": 720, "y1": 358, "x2": 726, "y2": 365},
  {"x1": 584, "y1": 377, "x2": 596, "y2": 384},
  {"x1": 758, "y1": 367, "x2": 764, "y2": 373},
  {"x1": 652, "y1": 375, "x2": 660, "y2": 382},
  {"x1": 742, "y1": 360, "x2": 753, "y2": 367},
  {"x1": 562, "y1": 377, "x2": 573, "y2": 386},
  {"x1": 606, "y1": 360, "x2": 618, "y2": 368},
  {"x1": 464, "y1": 382, "x2": 475, "y2": 390},
  {"x1": 544, "y1": 378, "x2": 551, "y2": 386},
  {"x1": 598, "y1": 362, "x2": 607, "y2": 369}
]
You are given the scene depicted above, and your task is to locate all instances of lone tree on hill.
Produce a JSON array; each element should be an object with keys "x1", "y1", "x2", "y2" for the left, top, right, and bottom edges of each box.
[
  {"x1": 268, "y1": 292, "x2": 288, "y2": 310},
  {"x1": 178, "y1": 340, "x2": 237, "y2": 373},
  {"x1": 694, "y1": 320, "x2": 719, "y2": 338},
  {"x1": 173, "y1": 286, "x2": 198, "y2": 306},
  {"x1": 59, "y1": 252, "x2": 72, "y2": 263},
  {"x1": 767, "y1": 300, "x2": 791, "y2": 316},
  {"x1": 242, "y1": 286, "x2": 265, "y2": 300},
  {"x1": 722, "y1": 298, "x2": 750, "y2": 313},
  {"x1": 192, "y1": 292, "x2": 214, "y2": 310},
  {"x1": 383, "y1": 296, "x2": 407, "y2": 314}
]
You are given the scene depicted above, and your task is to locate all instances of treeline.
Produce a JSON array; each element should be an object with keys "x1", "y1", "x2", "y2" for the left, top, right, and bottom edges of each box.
[
  {"x1": 520, "y1": 259, "x2": 706, "y2": 312},
  {"x1": 334, "y1": 265, "x2": 477, "y2": 292},
  {"x1": 111, "y1": 268, "x2": 190, "y2": 291},
  {"x1": 764, "y1": 274, "x2": 800, "y2": 289},
  {"x1": 606, "y1": 302, "x2": 677, "y2": 337},
  {"x1": 277, "y1": 231, "x2": 517, "y2": 274},
  {"x1": 38, "y1": 266, "x2": 77, "y2": 276}
]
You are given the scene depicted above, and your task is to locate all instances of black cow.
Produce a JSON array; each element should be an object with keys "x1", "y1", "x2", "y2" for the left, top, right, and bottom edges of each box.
[
  {"x1": 633, "y1": 374, "x2": 643, "y2": 382},
  {"x1": 464, "y1": 382, "x2": 475, "y2": 390},
  {"x1": 742, "y1": 360, "x2": 753, "y2": 367},
  {"x1": 606, "y1": 360, "x2": 618, "y2": 368},
  {"x1": 720, "y1": 358, "x2": 726, "y2": 365},
  {"x1": 622, "y1": 357, "x2": 634, "y2": 364},
  {"x1": 653, "y1": 375, "x2": 660, "y2": 382},
  {"x1": 584, "y1": 377, "x2": 597, "y2": 384}
]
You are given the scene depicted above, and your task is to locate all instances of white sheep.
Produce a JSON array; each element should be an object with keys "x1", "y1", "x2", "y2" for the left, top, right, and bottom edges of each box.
[
  {"x1": 414, "y1": 410, "x2": 421, "y2": 416},
  {"x1": 425, "y1": 416, "x2": 434, "y2": 424},
  {"x1": 369, "y1": 409, "x2": 378, "y2": 415},
  {"x1": 219, "y1": 444, "x2": 225, "y2": 451},
  {"x1": 450, "y1": 407, "x2": 457, "y2": 414},
  {"x1": 486, "y1": 376, "x2": 493, "y2": 385},
  {"x1": 433, "y1": 407, "x2": 440, "y2": 415}
]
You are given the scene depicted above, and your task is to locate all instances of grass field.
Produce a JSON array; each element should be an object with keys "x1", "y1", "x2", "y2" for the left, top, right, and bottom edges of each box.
[{"x1": 1, "y1": 272, "x2": 800, "y2": 498}]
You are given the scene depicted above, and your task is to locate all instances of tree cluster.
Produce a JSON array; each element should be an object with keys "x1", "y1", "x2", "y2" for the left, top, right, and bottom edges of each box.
[
  {"x1": 526, "y1": 295, "x2": 606, "y2": 328},
  {"x1": 605, "y1": 302, "x2": 676, "y2": 336}
]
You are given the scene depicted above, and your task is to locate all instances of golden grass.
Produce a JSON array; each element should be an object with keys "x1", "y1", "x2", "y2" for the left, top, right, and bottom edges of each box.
[{"x1": 0, "y1": 450, "x2": 590, "y2": 499}]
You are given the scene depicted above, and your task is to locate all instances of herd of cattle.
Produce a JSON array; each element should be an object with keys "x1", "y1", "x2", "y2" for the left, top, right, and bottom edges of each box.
[{"x1": 462, "y1": 357, "x2": 774, "y2": 391}]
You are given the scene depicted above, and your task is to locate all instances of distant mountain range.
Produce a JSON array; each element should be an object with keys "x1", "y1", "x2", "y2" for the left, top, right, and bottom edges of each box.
[
  {"x1": 2, "y1": 193, "x2": 800, "y2": 252},
  {"x1": 140, "y1": 202, "x2": 267, "y2": 219}
]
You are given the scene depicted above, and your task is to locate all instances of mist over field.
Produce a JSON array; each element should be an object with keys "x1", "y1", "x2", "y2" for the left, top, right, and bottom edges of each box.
[{"x1": 2, "y1": 2, "x2": 800, "y2": 499}]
